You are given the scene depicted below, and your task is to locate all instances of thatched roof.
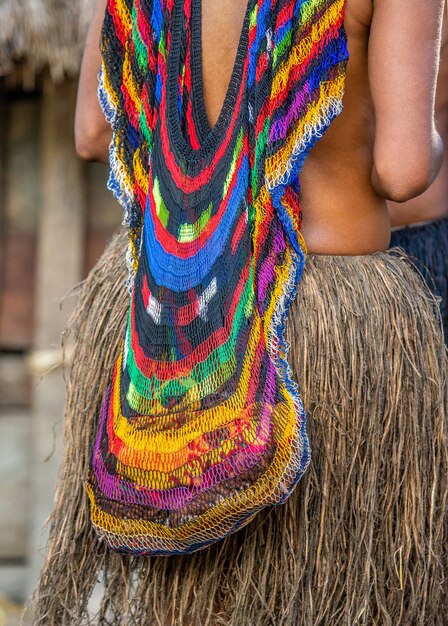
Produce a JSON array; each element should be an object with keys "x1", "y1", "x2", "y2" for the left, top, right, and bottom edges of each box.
[{"x1": 0, "y1": 0, "x2": 95, "y2": 82}]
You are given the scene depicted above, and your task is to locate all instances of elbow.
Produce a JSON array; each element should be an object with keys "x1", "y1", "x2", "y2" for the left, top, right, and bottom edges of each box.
[
  {"x1": 74, "y1": 122, "x2": 111, "y2": 163},
  {"x1": 75, "y1": 131, "x2": 108, "y2": 163},
  {"x1": 373, "y1": 167, "x2": 432, "y2": 203},
  {"x1": 75, "y1": 139, "x2": 98, "y2": 162},
  {"x1": 372, "y1": 134, "x2": 444, "y2": 203}
]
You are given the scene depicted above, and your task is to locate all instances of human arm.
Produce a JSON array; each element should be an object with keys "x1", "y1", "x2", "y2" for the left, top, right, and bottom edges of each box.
[
  {"x1": 75, "y1": 0, "x2": 111, "y2": 164},
  {"x1": 369, "y1": 0, "x2": 445, "y2": 202}
]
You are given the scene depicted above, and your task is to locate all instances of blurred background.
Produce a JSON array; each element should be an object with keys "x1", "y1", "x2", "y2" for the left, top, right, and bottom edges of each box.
[{"x1": 0, "y1": 2, "x2": 121, "y2": 623}]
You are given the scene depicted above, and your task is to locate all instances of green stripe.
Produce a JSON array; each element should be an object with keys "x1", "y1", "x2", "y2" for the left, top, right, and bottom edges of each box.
[
  {"x1": 125, "y1": 260, "x2": 255, "y2": 406},
  {"x1": 224, "y1": 128, "x2": 244, "y2": 197},
  {"x1": 153, "y1": 178, "x2": 169, "y2": 227},
  {"x1": 252, "y1": 119, "x2": 269, "y2": 197},
  {"x1": 132, "y1": 9, "x2": 148, "y2": 72},
  {"x1": 249, "y1": 4, "x2": 258, "y2": 30},
  {"x1": 273, "y1": 30, "x2": 292, "y2": 68},
  {"x1": 178, "y1": 203, "x2": 212, "y2": 242},
  {"x1": 140, "y1": 108, "x2": 151, "y2": 145}
]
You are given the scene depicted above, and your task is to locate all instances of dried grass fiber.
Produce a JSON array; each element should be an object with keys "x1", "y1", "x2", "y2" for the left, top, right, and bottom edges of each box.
[
  {"x1": 390, "y1": 217, "x2": 448, "y2": 343},
  {"x1": 31, "y1": 229, "x2": 448, "y2": 625},
  {"x1": 0, "y1": 0, "x2": 95, "y2": 81}
]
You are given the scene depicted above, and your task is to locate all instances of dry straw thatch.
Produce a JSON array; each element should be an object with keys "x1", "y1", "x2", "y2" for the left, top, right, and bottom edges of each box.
[{"x1": 0, "y1": 0, "x2": 95, "y2": 82}]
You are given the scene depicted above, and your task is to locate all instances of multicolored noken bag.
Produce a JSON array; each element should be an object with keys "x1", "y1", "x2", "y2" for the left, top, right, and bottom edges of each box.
[{"x1": 87, "y1": 0, "x2": 348, "y2": 556}]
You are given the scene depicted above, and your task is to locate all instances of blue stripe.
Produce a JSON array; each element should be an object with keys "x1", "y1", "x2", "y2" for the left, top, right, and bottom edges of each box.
[{"x1": 144, "y1": 156, "x2": 250, "y2": 290}]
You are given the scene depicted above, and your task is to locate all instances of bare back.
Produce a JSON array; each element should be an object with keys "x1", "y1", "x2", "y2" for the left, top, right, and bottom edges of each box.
[
  {"x1": 201, "y1": 0, "x2": 444, "y2": 254},
  {"x1": 76, "y1": 0, "x2": 444, "y2": 253},
  {"x1": 300, "y1": 1, "x2": 388, "y2": 253}
]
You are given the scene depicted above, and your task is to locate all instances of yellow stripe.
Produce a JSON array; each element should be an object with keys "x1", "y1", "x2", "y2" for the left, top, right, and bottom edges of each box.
[
  {"x1": 111, "y1": 316, "x2": 262, "y2": 452},
  {"x1": 87, "y1": 397, "x2": 298, "y2": 540},
  {"x1": 266, "y1": 79, "x2": 345, "y2": 182},
  {"x1": 271, "y1": 0, "x2": 345, "y2": 96}
]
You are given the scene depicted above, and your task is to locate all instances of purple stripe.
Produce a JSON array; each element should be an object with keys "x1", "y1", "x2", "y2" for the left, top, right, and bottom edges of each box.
[
  {"x1": 91, "y1": 387, "x2": 277, "y2": 510},
  {"x1": 269, "y1": 80, "x2": 311, "y2": 143},
  {"x1": 258, "y1": 225, "x2": 286, "y2": 304}
]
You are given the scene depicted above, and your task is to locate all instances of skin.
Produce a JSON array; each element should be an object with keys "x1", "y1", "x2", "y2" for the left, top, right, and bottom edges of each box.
[
  {"x1": 388, "y1": 13, "x2": 448, "y2": 227},
  {"x1": 75, "y1": 0, "x2": 445, "y2": 255},
  {"x1": 74, "y1": 0, "x2": 110, "y2": 163}
]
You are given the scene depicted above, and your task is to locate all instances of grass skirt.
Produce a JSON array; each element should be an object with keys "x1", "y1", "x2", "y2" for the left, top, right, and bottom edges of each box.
[
  {"x1": 32, "y1": 230, "x2": 447, "y2": 625},
  {"x1": 390, "y1": 216, "x2": 448, "y2": 342}
]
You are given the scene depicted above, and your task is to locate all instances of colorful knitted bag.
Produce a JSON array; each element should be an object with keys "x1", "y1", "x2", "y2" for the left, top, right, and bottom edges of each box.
[{"x1": 87, "y1": 0, "x2": 348, "y2": 556}]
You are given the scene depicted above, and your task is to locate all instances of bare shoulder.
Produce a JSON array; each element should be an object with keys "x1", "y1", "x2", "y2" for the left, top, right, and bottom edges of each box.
[
  {"x1": 344, "y1": 0, "x2": 373, "y2": 30},
  {"x1": 345, "y1": 0, "x2": 444, "y2": 32}
]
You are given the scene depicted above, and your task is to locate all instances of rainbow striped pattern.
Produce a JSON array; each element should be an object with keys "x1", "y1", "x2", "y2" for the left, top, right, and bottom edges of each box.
[{"x1": 87, "y1": 0, "x2": 348, "y2": 556}]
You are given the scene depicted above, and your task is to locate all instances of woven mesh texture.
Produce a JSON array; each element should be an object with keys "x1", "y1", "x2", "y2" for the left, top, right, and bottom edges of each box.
[{"x1": 87, "y1": 0, "x2": 348, "y2": 556}]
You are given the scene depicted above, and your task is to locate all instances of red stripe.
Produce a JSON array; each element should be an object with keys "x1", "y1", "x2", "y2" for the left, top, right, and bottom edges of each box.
[
  {"x1": 245, "y1": 333, "x2": 267, "y2": 406},
  {"x1": 142, "y1": 84, "x2": 157, "y2": 134},
  {"x1": 186, "y1": 102, "x2": 202, "y2": 149},
  {"x1": 135, "y1": 178, "x2": 147, "y2": 216},
  {"x1": 108, "y1": 0, "x2": 128, "y2": 47},
  {"x1": 268, "y1": 14, "x2": 344, "y2": 114},
  {"x1": 135, "y1": 0, "x2": 157, "y2": 71},
  {"x1": 147, "y1": 143, "x2": 246, "y2": 257},
  {"x1": 143, "y1": 274, "x2": 200, "y2": 327},
  {"x1": 256, "y1": 51, "x2": 268, "y2": 83},
  {"x1": 275, "y1": 1, "x2": 294, "y2": 31},
  {"x1": 121, "y1": 73, "x2": 140, "y2": 129},
  {"x1": 248, "y1": 18, "x2": 257, "y2": 48},
  {"x1": 142, "y1": 275, "x2": 151, "y2": 307},
  {"x1": 159, "y1": 57, "x2": 249, "y2": 193},
  {"x1": 254, "y1": 194, "x2": 274, "y2": 249},
  {"x1": 183, "y1": 43, "x2": 202, "y2": 149},
  {"x1": 231, "y1": 209, "x2": 248, "y2": 255},
  {"x1": 129, "y1": 259, "x2": 251, "y2": 379}
]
